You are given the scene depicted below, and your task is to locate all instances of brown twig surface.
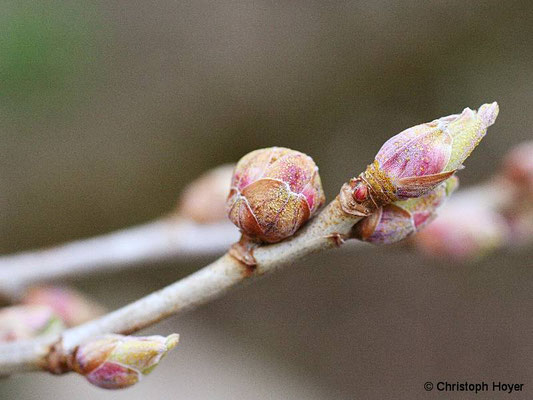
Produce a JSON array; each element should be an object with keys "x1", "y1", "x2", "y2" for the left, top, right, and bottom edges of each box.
[
  {"x1": 0, "y1": 217, "x2": 239, "y2": 301},
  {"x1": 1, "y1": 105, "x2": 518, "y2": 379},
  {"x1": 0, "y1": 197, "x2": 361, "y2": 375}
]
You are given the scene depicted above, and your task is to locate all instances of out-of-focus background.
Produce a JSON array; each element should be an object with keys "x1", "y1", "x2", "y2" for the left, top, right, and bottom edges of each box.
[{"x1": 1, "y1": 1, "x2": 532, "y2": 399}]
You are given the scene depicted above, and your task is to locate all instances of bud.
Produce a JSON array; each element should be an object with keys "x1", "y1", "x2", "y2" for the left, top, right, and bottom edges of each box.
[
  {"x1": 496, "y1": 141, "x2": 533, "y2": 244},
  {"x1": 22, "y1": 286, "x2": 105, "y2": 327},
  {"x1": 0, "y1": 305, "x2": 64, "y2": 342},
  {"x1": 504, "y1": 208, "x2": 533, "y2": 244},
  {"x1": 352, "y1": 176, "x2": 458, "y2": 244},
  {"x1": 178, "y1": 164, "x2": 235, "y2": 223},
  {"x1": 72, "y1": 333, "x2": 179, "y2": 390},
  {"x1": 341, "y1": 102, "x2": 499, "y2": 216},
  {"x1": 227, "y1": 147, "x2": 325, "y2": 243},
  {"x1": 501, "y1": 141, "x2": 533, "y2": 194},
  {"x1": 413, "y1": 200, "x2": 509, "y2": 261}
]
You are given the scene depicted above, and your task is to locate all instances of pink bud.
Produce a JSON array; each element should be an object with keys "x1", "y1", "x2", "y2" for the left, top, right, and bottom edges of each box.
[
  {"x1": 341, "y1": 103, "x2": 498, "y2": 216},
  {"x1": 504, "y1": 208, "x2": 533, "y2": 245},
  {"x1": 72, "y1": 333, "x2": 179, "y2": 390},
  {"x1": 227, "y1": 147, "x2": 325, "y2": 243},
  {"x1": 22, "y1": 286, "x2": 105, "y2": 327},
  {"x1": 178, "y1": 164, "x2": 235, "y2": 223},
  {"x1": 501, "y1": 141, "x2": 533, "y2": 194},
  {"x1": 352, "y1": 177, "x2": 458, "y2": 244},
  {"x1": 495, "y1": 141, "x2": 533, "y2": 245},
  {"x1": 0, "y1": 305, "x2": 64, "y2": 342},
  {"x1": 413, "y1": 198, "x2": 509, "y2": 261}
]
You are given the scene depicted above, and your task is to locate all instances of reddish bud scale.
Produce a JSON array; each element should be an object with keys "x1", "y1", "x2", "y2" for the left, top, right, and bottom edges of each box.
[
  {"x1": 352, "y1": 176, "x2": 458, "y2": 244},
  {"x1": 227, "y1": 147, "x2": 325, "y2": 243},
  {"x1": 72, "y1": 334, "x2": 179, "y2": 390},
  {"x1": 341, "y1": 103, "x2": 498, "y2": 216}
]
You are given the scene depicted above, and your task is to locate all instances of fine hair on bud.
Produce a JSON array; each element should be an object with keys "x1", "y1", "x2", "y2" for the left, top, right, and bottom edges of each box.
[
  {"x1": 72, "y1": 334, "x2": 179, "y2": 390},
  {"x1": 352, "y1": 176, "x2": 458, "y2": 245},
  {"x1": 341, "y1": 102, "x2": 499, "y2": 216},
  {"x1": 227, "y1": 147, "x2": 325, "y2": 243}
]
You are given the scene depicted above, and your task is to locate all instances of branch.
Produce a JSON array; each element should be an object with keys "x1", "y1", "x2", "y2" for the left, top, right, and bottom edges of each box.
[
  {"x1": 0, "y1": 197, "x2": 359, "y2": 375},
  {"x1": 0, "y1": 217, "x2": 239, "y2": 300},
  {"x1": 0, "y1": 176, "x2": 515, "y2": 302},
  {"x1": 0, "y1": 175, "x2": 519, "y2": 302},
  {"x1": 0, "y1": 102, "x2": 503, "y2": 379},
  {"x1": 2, "y1": 178, "x2": 528, "y2": 377}
]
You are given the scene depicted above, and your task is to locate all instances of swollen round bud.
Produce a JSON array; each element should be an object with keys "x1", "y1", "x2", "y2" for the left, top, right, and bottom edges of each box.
[
  {"x1": 22, "y1": 286, "x2": 105, "y2": 327},
  {"x1": 341, "y1": 102, "x2": 499, "y2": 216},
  {"x1": 178, "y1": 164, "x2": 235, "y2": 224},
  {"x1": 227, "y1": 147, "x2": 325, "y2": 243},
  {"x1": 0, "y1": 305, "x2": 64, "y2": 342},
  {"x1": 352, "y1": 177, "x2": 458, "y2": 244},
  {"x1": 72, "y1": 333, "x2": 179, "y2": 390}
]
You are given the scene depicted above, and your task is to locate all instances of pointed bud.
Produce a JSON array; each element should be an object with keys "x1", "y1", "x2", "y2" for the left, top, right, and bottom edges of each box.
[
  {"x1": 227, "y1": 147, "x2": 325, "y2": 243},
  {"x1": 341, "y1": 103, "x2": 498, "y2": 216},
  {"x1": 22, "y1": 286, "x2": 105, "y2": 327},
  {"x1": 413, "y1": 199, "x2": 509, "y2": 261},
  {"x1": 178, "y1": 164, "x2": 235, "y2": 223},
  {"x1": 0, "y1": 305, "x2": 64, "y2": 342},
  {"x1": 72, "y1": 333, "x2": 179, "y2": 390},
  {"x1": 352, "y1": 177, "x2": 458, "y2": 244}
]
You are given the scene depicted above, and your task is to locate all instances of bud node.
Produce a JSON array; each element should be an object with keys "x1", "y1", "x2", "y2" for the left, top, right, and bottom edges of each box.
[
  {"x1": 339, "y1": 161, "x2": 398, "y2": 217},
  {"x1": 228, "y1": 236, "x2": 259, "y2": 269}
]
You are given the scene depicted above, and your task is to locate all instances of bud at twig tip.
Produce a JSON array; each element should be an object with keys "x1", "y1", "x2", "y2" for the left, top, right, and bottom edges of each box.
[
  {"x1": 478, "y1": 101, "x2": 499, "y2": 127},
  {"x1": 165, "y1": 333, "x2": 180, "y2": 349},
  {"x1": 341, "y1": 103, "x2": 499, "y2": 216},
  {"x1": 73, "y1": 333, "x2": 179, "y2": 390}
]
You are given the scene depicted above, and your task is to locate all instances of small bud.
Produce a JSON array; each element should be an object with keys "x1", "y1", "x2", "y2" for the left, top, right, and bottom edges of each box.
[
  {"x1": 227, "y1": 147, "x2": 325, "y2": 243},
  {"x1": 496, "y1": 141, "x2": 533, "y2": 244},
  {"x1": 178, "y1": 164, "x2": 235, "y2": 224},
  {"x1": 352, "y1": 177, "x2": 458, "y2": 244},
  {"x1": 341, "y1": 103, "x2": 498, "y2": 216},
  {"x1": 72, "y1": 333, "x2": 179, "y2": 390},
  {"x1": 0, "y1": 305, "x2": 64, "y2": 342},
  {"x1": 413, "y1": 199, "x2": 509, "y2": 261},
  {"x1": 22, "y1": 286, "x2": 105, "y2": 327},
  {"x1": 504, "y1": 208, "x2": 533, "y2": 244},
  {"x1": 501, "y1": 141, "x2": 533, "y2": 194}
]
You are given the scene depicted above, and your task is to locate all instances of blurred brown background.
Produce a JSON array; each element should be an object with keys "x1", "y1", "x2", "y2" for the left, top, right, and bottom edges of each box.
[{"x1": 1, "y1": 0, "x2": 532, "y2": 398}]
